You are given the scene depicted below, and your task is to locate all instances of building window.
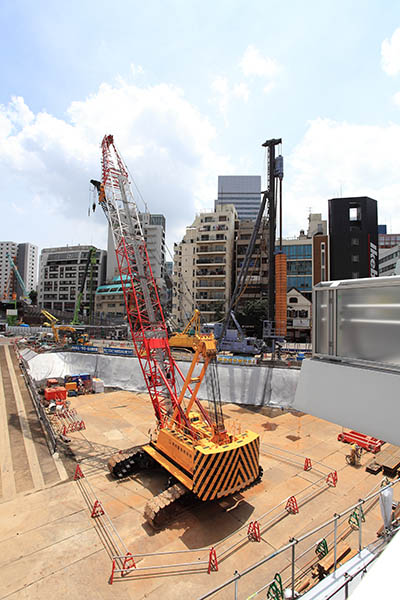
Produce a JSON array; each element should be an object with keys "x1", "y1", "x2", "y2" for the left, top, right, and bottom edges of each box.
[
  {"x1": 349, "y1": 206, "x2": 361, "y2": 221},
  {"x1": 352, "y1": 272, "x2": 359, "y2": 279},
  {"x1": 351, "y1": 238, "x2": 359, "y2": 246},
  {"x1": 289, "y1": 297, "x2": 298, "y2": 303},
  {"x1": 352, "y1": 255, "x2": 359, "y2": 262}
]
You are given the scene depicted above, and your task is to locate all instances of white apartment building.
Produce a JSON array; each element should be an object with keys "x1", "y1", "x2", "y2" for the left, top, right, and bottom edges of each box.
[
  {"x1": 38, "y1": 245, "x2": 107, "y2": 313},
  {"x1": 17, "y1": 243, "x2": 38, "y2": 294},
  {"x1": 172, "y1": 204, "x2": 237, "y2": 325},
  {"x1": 107, "y1": 212, "x2": 166, "y2": 285},
  {"x1": 215, "y1": 175, "x2": 261, "y2": 220},
  {"x1": 0, "y1": 241, "x2": 38, "y2": 300}
]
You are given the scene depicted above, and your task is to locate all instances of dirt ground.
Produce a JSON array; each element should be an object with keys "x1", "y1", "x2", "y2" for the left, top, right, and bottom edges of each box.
[{"x1": 0, "y1": 350, "x2": 395, "y2": 600}]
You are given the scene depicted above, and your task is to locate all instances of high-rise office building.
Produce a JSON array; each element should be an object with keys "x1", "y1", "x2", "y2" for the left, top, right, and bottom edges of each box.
[
  {"x1": 328, "y1": 197, "x2": 378, "y2": 280},
  {"x1": 215, "y1": 176, "x2": 261, "y2": 220}
]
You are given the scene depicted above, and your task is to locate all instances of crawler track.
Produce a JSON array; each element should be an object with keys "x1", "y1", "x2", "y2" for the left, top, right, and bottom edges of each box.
[
  {"x1": 107, "y1": 445, "x2": 157, "y2": 478},
  {"x1": 108, "y1": 448, "x2": 263, "y2": 529}
]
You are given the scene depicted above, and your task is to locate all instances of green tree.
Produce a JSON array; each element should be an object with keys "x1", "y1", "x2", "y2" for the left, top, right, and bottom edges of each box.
[
  {"x1": 29, "y1": 290, "x2": 38, "y2": 305},
  {"x1": 237, "y1": 299, "x2": 268, "y2": 337},
  {"x1": 213, "y1": 302, "x2": 224, "y2": 322}
]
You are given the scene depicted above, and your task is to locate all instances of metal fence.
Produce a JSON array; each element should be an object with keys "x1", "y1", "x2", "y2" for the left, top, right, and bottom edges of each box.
[
  {"x1": 16, "y1": 346, "x2": 58, "y2": 453},
  {"x1": 197, "y1": 477, "x2": 400, "y2": 600}
]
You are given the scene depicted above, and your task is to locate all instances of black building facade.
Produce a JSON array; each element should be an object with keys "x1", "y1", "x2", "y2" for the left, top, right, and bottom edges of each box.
[{"x1": 328, "y1": 196, "x2": 378, "y2": 280}]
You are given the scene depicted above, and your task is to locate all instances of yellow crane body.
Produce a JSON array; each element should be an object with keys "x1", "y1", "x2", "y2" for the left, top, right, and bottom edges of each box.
[
  {"x1": 143, "y1": 331, "x2": 260, "y2": 500},
  {"x1": 143, "y1": 425, "x2": 259, "y2": 501},
  {"x1": 169, "y1": 309, "x2": 202, "y2": 351}
]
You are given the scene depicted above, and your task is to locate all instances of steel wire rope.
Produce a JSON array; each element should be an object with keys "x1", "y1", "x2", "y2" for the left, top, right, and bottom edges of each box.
[{"x1": 110, "y1": 149, "x2": 198, "y2": 328}]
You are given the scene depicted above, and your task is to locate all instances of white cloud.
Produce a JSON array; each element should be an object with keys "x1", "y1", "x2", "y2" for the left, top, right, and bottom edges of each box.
[
  {"x1": 233, "y1": 82, "x2": 250, "y2": 102},
  {"x1": 381, "y1": 28, "x2": 400, "y2": 76},
  {"x1": 130, "y1": 63, "x2": 144, "y2": 77},
  {"x1": 0, "y1": 85, "x2": 232, "y2": 251},
  {"x1": 211, "y1": 77, "x2": 249, "y2": 121},
  {"x1": 263, "y1": 81, "x2": 276, "y2": 95},
  {"x1": 284, "y1": 118, "x2": 400, "y2": 237},
  {"x1": 393, "y1": 91, "x2": 400, "y2": 106},
  {"x1": 240, "y1": 45, "x2": 280, "y2": 79}
]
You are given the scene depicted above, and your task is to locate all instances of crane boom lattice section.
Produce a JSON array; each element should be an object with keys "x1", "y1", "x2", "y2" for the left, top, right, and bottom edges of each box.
[{"x1": 100, "y1": 134, "x2": 185, "y2": 427}]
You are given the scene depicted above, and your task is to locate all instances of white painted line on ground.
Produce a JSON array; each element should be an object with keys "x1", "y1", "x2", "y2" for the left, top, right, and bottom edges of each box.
[
  {"x1": 0, "y1": 349, "x2": 16, "y2": 499},
  {"x1": 4, "y1": 345, "x2": 45, "y2": 490},
  {"x1": 52, "y1": 451, "x2": 69, "y2": 481}
]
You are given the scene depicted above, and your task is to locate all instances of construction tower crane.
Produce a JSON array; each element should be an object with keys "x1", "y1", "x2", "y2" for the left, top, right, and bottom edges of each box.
[
  {"x1": 5, "y1": 253, "x2": 31, "y2": 304},
  {"x1": 92, "y1": 135, "x2": 261, "y2": 528}
]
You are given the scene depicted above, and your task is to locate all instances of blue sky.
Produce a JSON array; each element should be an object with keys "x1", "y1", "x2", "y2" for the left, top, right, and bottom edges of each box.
[{"x1": 2, "y1": 0, "x2": 400, "y2": 253}]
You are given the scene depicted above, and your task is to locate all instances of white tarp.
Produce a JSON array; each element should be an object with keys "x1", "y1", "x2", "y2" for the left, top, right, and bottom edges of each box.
[{"x1": 25, "y1": 351, "x2": 299, "y2": 407}]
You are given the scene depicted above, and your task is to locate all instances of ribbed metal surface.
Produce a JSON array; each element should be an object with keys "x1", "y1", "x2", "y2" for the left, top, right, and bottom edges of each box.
[{"x1": 193, "y1": 437, "x2": 260, "y2": 501}]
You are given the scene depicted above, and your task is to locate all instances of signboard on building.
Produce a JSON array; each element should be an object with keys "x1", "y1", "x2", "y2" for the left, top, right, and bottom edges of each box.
[{"x1": 293, "y1": 318, "x2": 310, "y2": 328}]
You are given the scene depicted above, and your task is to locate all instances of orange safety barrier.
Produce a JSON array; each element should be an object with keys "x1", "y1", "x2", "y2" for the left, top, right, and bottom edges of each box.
[
  {"x1": 304, "y1": 458, "x2": 312, "y2": 471},
  {"x1": 121, "y1": 552, "x2": 136, "y2": 576},
  {"x1": 326, "y1": 471, "x2": 338, "y2": 487},
  {"x1": 74, "y1": 464, "x2": 85, "y2": 480},
  {"x1": 247, "y1": 521, "x2": 261, "y2": 542},
  {"x1": 208, "y1": 547, "x2": 218, "y2": 573},
  {"x1": 91, "y1": 500, "x2": 105, "y2": 518},
  {"x1": 285, "y1": 495, "x2": 299, "y2": 514}
]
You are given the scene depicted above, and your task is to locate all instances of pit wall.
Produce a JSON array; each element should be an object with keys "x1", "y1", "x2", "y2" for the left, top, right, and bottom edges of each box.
[{"x1": 22, "y1": 350, "x2": 299, "y2": 407}]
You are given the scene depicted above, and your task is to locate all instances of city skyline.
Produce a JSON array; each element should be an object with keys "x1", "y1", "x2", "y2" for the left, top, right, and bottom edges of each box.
[{"x1": 2, "y1": 2, "x2": 400, "y2": 254}]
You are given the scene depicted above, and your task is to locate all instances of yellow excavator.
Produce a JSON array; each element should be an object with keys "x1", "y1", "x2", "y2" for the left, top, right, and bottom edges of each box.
[
  {"x1": 169, "y1": 309, "x2": 202, "y2": 351},
  {"x1": 41, "y1": 310, "x2": 90, "y2": 345}
]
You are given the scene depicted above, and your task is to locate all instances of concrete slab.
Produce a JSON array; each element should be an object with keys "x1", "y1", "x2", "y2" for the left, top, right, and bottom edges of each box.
[{"x1": 0, "y1": 376, "x2": 397, "y2": 600}]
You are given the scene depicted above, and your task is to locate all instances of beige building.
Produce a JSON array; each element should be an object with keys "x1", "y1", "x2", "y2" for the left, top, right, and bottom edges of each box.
[
  {"x1": 172, "y1": 204, "x2": 237, "y2": 325},
  {"x1": 234, "y1": 218, "x2": 269, "y2": 313},
  {"x1": 94, "y1": 278, "x2": 129, "y2": 319}
]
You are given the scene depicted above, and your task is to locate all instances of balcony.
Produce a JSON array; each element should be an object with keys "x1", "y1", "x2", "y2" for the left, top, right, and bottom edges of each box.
[
  {"x1": 196, "y1": 294, "x2": 225, "y2": 301},
  {"x1": 196, "y1": 269, "x2": 225, "y2": 277},
  {"x1": 197, "y1": 245, "x2": 226, "y2": 254},
  {"x1": 196, "y1": 236, "x2": 227, "y2": 244},
  {"x1": 196, "y1": 258, "x2": 226, "y2": 266},
  {"x1": 197, "y1": 305, "x2": 220, "y2": 313},
  {"x1": 196, "y1": 281, "x2": 225, "y2": 288}
]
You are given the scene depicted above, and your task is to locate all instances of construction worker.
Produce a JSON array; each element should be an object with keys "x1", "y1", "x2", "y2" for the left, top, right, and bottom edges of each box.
[{"x1": 348, "y1": 443, "x2": 361, "y2": 466}]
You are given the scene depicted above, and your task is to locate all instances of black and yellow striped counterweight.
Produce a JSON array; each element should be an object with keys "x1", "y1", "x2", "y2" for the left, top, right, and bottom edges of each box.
[{"x1": 143, "y1": 426, "x2": 260, "y2": 501}]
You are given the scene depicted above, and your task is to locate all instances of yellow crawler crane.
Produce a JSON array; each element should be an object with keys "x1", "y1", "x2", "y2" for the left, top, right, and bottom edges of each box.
[
  {"x1": 110, "y1": 331, "x2": 261, "y2": 528},
  {"x1": 169, "y1": 309, "x2": 202, "y2": 351},
  {"x1": 95, "y1": 134, "x2": 261, "y2": 529},
  {"x1": 143, "y1": 333, "x2": 260, "y2": 502}
]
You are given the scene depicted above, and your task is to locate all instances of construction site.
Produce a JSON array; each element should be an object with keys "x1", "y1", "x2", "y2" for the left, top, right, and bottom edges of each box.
[{"x1": 1, "y1": 135, "x2": 399, "y2": 600}]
